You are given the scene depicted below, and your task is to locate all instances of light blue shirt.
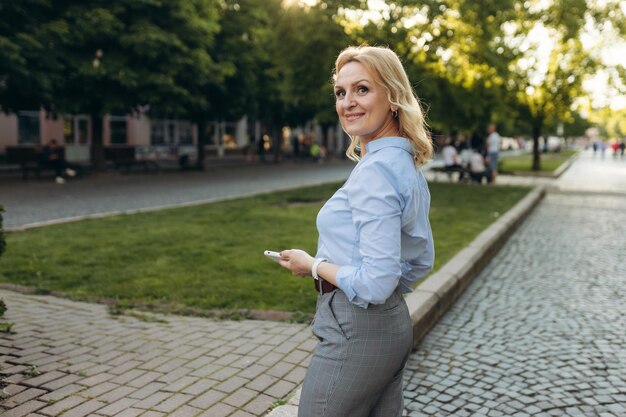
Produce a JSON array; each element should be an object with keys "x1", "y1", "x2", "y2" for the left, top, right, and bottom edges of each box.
[{"x1": 316, "y1": 136, "x2": 435, "y2": 309}]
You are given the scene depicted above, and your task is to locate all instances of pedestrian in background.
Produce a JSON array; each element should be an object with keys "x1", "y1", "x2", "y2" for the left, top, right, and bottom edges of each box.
[
  {"x1": 277, "y1": 45, "x2": 435, "y2": 417},
  {"x1": 39, "y1": 139, "x2": 76, "y2": 184},
  {"x1": 486, "y1": 124, "x2": 501, "y2": 184}
]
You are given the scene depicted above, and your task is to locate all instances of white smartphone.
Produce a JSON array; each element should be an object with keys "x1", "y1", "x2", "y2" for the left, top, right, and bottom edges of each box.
[{"x1": 264, "y1": 250, "x2": 283, "y2": 263}]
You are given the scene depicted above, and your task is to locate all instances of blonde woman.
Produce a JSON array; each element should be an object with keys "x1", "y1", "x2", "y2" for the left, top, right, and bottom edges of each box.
[{"x1": 278, "y1": 45, "x2": 435, "y2": 417}]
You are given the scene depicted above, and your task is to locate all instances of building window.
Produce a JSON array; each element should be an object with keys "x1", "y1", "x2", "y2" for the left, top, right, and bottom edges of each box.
[
  {"x1": 64, "y1": 116, "x2": 90, "y2": 145},
  {"x1": 179, "y1": 122, "x2": 193, "y2": 145},
  {"x1": 18, "y1": 111, "x2": 40, "y2": 144},
  {"x1": 150, "y1": 121, "x2": 166, "y2": 145},
  {"x1": 110, "y1": 116, "x2": 127, "y2": 144},
  {"x1": 150, "y1": 119, "x2": 193, "y2": 145}
]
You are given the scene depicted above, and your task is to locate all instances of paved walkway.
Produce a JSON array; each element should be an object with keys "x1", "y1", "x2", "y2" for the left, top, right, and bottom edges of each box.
[
  {"x1": 0, "y1": 159, "x2": 355, "y2": 230},
  {"x1": 403, "y1": 151, "x2": 626, "y2": 416},
  {"x1": 0, "y1": 292, "x2": 315, "y2": 417},
  {"x1": 1, "y1": 149, "x2": 625, "y2": 417}
]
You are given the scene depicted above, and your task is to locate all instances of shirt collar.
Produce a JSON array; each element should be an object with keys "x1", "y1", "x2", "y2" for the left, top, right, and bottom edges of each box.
[{"x1": 364, "y1": 136, "x2": 414, "y2": 156}]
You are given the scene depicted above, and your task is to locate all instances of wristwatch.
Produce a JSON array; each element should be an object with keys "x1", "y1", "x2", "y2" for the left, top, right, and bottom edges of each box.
[{"x1": 312, "y1": 258, "x2": 328, "y2": 281}]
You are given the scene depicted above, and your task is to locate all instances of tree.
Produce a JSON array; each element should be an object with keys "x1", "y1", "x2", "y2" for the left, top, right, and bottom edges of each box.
[
  {"x1": 55, "y1": 0, "x2": 222, "y2": 170},
  {"x1": 504, "y1": 0, "x2": 626, "y2": 169},
  {"x1": 1, "y1": 0, "x2": 222, "y2": 170},
  {"x1": 0, "y1": 1, "x2": 66, "y2": 112}
]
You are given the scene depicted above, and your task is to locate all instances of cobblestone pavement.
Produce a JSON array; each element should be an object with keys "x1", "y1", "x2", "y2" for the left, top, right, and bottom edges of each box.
[
  {"x1": 0, "y1": 291, "x2": 316, "y2": 417},
  {"x1": 403, "y1": 192, "x2": 626, "y2": 416}
]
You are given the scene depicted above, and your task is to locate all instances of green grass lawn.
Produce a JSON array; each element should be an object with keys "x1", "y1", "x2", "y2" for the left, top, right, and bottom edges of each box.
[
  {"x1": 499, "y1": 149, "x2": 577, "y2": 173},
  {"x1": 0, "y1": 182, "x2": 530, "y2": 316}
]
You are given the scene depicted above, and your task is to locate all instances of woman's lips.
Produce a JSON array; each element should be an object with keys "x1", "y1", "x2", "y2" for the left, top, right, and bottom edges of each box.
[{"x1": 344, "y1": 113, "x2": 364, "y2": 122}]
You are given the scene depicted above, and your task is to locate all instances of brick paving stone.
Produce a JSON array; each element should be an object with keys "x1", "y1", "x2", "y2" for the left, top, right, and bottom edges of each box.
[
  {"x1": 265, "y1": 380, "x2": 297, "y2": 399},
  {"x1": 237, "y1": 364, "x2": 268, "y2": 380},
  {"x1": 127, "y1": 381, "x2": 167, "y2": 400},
  {"x1": 1, "y1": 399, "x2": 47, "y2": 417},
  {"x1": 97, "y1": 385, "x2": 136, "y2": 403},
  {"x1": 188, "y1": 389, "x2": 227, "y2": 409},
  {"x1": 266, "y1": 362, "x2": 295, "y2": 379},
  {"x1": 223, "y1": 387, "x2": 258, "y2": 408},
  {"x1": 127, "y1": 370, "x2": 162, "y2": 388},
  {"x1": 77, "y1": 372, "x2": 115, "y2": 387},
  {"x1": 111, "y1": 408, "x2": 144, "y2": 417},
  {"x1": 2, "y1": 384, "x2": 28, "y2": 396},
  {"x1": 110, "y1": 369, "x2": 146, "y2": 385},
  {"x1": 165, "y1": 405, "x2": 202, "y2": 417},
  {"x1": 152, "y1": 393, "x2": 194, "y2": 413},
  {"x1": 283, "y1": 366, "x2": 307, "y2": 385},
  {"x1": 132, "y1": 391, "x2": 173, "y2": 410},
  {"x1": 209, "y1": 366, "x2": 239, "y2": 382},
  {"x1": 81, "y1": 381, "x2": 119, "y2": 397},
  {"x1": 213, "y1": 375, "x2": 249, "y2": 394},
  {"x1": 246, "y1": 374, "x2": 279, "y2": 392},
  {"x1": 158, "y1": 366, "x2": 194, "y2": 382},
  {"x1": 231, "y1": 410, "x2": 257, "y2": 417},
  {"x1": 137, "y1": 412, "x2": 165, "y2": 417},
  {"x1": 96, "y1": 398, "x2": 140, "y2": 416},
  {"x1": 3, "y1": 388, "x2": 47, "y2": 408},
  {"x1": 243, "y1": 393, "x2": 275, "y2": 415},
  {"x1": 41, "y1": 373, "x2": 83, "y2": 390},
  {"x1": 21, "y1": 370, "x2": 66, "y2": 388},
  {"x1": 151, "y1": 358, "x2": 189, "y2": 374},
  {"x1": 196, "y1": 402, "x2": 236, "y2": 417},
  {"x1": 39, "y1": 395, "x2": 87, "y2": 416},
  {"x1": 181, "y1": 378, "x2": 217, "y2": 396},
  {"x1": 161, "y1": 375, "x2": 198, "y2": 393},
  {"x1": 63, "y1": 399, "x2": 107, "y2": 417}
]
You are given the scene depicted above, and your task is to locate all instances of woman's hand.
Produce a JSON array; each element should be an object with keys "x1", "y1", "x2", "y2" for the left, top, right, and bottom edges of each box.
[{"x1": 278, "y1": 249, "x2": 315, "y2": 277}]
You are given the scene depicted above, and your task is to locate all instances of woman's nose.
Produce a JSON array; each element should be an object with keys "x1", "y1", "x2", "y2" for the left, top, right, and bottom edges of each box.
[{"x1": 342, "y1": 92, "x2": 356, "y2": 109}]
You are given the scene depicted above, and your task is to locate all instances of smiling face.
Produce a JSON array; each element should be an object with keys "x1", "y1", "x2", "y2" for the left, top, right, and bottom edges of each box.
[{"x1": 334, "y1": 61, "x2": 397, "y2": 146}]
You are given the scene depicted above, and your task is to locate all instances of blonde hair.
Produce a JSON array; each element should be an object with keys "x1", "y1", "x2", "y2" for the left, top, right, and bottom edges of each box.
[{"x1": 333, "y1": 45, "x2": 433, "y2": 166}]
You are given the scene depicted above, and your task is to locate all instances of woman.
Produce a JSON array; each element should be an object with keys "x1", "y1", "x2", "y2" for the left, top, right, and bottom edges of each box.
[{"x1": 278, "y1": 45, "x2": 435, "y2": 417}]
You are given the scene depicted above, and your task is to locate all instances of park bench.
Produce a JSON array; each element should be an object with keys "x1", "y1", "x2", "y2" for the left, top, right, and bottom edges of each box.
[
  {"x1": 104, "y1": 146, "x2": 160, "y2": 173},
  {"x1": 4, "y1": 146, "x2": 87, "y2": 179},
  {"x1": 430, "y1": 165, "x2": 471, "y2": 183}
]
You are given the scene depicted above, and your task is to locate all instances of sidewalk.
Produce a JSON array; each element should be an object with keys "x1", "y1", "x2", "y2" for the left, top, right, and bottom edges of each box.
[
  {"x1": 2, "y1": 149, "x2": 625, "y2": 417},
  {"x1": 0, "y1": 158, "x2": 355, "y2": 231},
  {"x1": 402, "y1": 150, "x2": 626, "y2": 416}
]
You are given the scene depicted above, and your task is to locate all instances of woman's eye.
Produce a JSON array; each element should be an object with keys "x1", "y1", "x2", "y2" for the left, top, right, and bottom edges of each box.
[
  {"x1": 335, "y1": 90, "x2": 345, "y2": 98},
  {"x1": 357, "y1": 86, "x2": 368, "y2": 94}
]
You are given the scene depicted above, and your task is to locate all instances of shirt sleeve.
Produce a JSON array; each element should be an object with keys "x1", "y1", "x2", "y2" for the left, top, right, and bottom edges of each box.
[{"x1": 335, "y1": 160, "x2": 403, "y2": 308}]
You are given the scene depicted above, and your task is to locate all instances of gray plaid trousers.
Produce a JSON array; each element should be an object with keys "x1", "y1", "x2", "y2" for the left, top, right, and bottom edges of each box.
[{"x1": 298, "y1": 288, "x2": 413, "y2": 417}]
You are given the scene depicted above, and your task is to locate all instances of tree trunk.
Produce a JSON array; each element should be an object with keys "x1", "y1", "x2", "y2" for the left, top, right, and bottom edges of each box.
[
  {"x1": 195, "y1": 118, "x2": 206, "y2": 171},
  {"x1": 532, "y1": 119, "x2": 542, "y2": 171},
  {"x1": 272, "y1": 125, "x2": 282, "y2": 164},
  {"x1": 90, "y1": 112, "x2": 105, "y2": 171}
]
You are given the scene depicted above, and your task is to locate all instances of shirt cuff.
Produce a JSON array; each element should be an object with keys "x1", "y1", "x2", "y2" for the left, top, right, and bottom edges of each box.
[{"x1": 336, "y1": 265, "x2": 368, "y2": 309}]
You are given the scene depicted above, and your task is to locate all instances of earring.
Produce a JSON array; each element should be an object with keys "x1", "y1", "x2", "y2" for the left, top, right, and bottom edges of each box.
[{"x1": 392, "y1": 109, "x2": 398, "y2": 118}]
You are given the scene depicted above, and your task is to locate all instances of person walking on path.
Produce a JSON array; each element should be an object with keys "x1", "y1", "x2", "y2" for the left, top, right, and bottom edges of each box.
[
  {"x1": 486, "y1": 124, "x2": 501, "y2": 184},
  {"x1": 276, "y1": 46, "x2": 435, "y2": 417}
]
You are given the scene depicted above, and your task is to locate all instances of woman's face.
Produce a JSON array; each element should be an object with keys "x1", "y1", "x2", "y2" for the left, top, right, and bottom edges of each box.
[{"x1": 334, "y1": 61, "x2": 396, "y2": 144}]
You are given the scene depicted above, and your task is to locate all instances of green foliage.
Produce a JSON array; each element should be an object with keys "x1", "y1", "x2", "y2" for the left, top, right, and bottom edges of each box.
[
  {"x1": 2, "y1": 0, "x2": 624, "y2": 147},
  {"x1": 0, "y1": 183, "x2": 530, "y2": 315}
]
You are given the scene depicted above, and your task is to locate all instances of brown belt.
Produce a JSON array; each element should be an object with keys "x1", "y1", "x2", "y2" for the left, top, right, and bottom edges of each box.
[{"x1": 313, "y1": 278, "x2": 336, "y2": 294}]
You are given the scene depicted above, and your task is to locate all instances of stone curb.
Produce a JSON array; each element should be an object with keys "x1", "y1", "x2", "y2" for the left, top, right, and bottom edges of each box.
[{"x1": 267, "y1": 185, "x2": 546, "y2": 417}]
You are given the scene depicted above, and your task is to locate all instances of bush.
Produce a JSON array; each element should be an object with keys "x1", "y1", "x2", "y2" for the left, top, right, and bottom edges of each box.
[{"x1": 0, "y1": 205, "x2": 5, "y2": 258}]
